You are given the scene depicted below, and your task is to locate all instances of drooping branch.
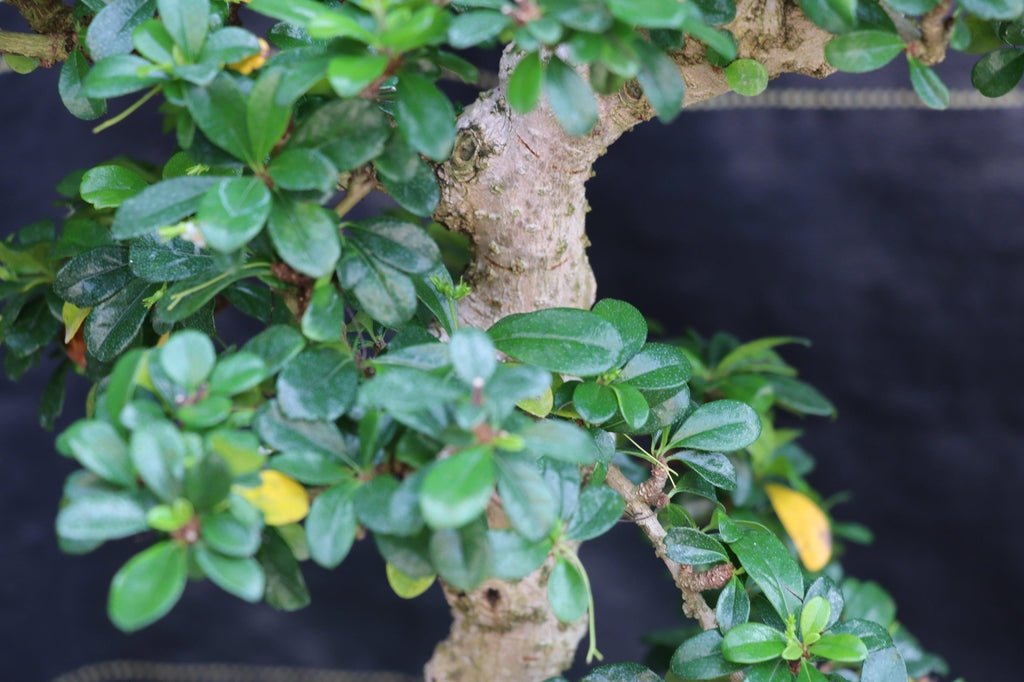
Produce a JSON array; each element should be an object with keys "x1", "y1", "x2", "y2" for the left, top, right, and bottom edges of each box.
[{"x1": 605, "y1": 465, "x2": 732, "y2": 631}]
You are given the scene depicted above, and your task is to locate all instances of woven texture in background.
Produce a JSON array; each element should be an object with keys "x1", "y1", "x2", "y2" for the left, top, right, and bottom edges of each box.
[{"x1": 52, "y1": 662, "x2": 420, "y2": 682}]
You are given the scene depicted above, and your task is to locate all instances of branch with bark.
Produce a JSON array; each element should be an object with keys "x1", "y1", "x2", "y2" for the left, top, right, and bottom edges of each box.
[{"x1": 0, "y1": 0, "x2": 75, "y2": 65}]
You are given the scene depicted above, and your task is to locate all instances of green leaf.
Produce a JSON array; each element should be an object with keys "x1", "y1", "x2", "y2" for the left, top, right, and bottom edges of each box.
[
  {"x1": 519, "y1": 419, "x2": 600, "y2": 464},
  {"x1": 635, "y1": 40, "x2": 687, "y2": 121},
  {"x1": 565, "y1": 484, "x2": 624, "y2": 541},
  {"x1": 971, "y1": 48, "x2": 1024, "y2": 96},
  {"x1": 664, "y1": 527, "x2": 730, "y2": 565},
  {"x1": 133, "y1": 19, "x2": 175, "y2": 64},
  {"x1": 289, "y1": 99, "x2": 390, "y2": 172},
  {"x1": 825, "y1": 31, "x2": 905, "y2": 73},
  {"x1": 247, "y1": 68, "x2": 293, "y2": 162},
  {"x1": 681, "y1": 18, "x2": 737, "y2": 60},
  {"x1": 60, "y1": 49, "x2": 107, "y2": 120},
  {"x1": 725, "y1": 58, "x2": 769, "y2": 96},
  {"x1": 429, "y1": 519, "x2": 490, "y2": 590},
  {"x1": 276, "y1": 347, "x2": 357, "y2": 421},
  {"x1": 574, "y1": 382, "x2": 618, "y2": 424},
  {"x1": 327, "y1": 54, "x2": 389, "y2": 98},
  {"x1": 195, "y1": 545, "x2": 265, "y2": 602},
  {"x1": 85, "y1": 279, "x2": 160, "y2": 361},
  {"x1": 799, "y1": 0, "x2": 857, "y2": 34},
  {"x1": 860, "y1": 647, "x2": 909, "y2": 682},
  {"x1": 670, "y1": 630, "x2": 742, "y2": 680},
  {"x1": 184, "y1": 73, "x2": 253, "y2": 162},
  {"x1": 801, "y1": 596, "x2": 831, "y2": 642},
  {"x1": 730, "y1": 525, "x2": 803, "y2": 620},
  {"x1": 670, "y1": 400, "x2": 761, "y2": 451},
  {"x1": 54, "y1": 246, "x2": 133, "y2": 307},
  {"x1": 592, "y1": 298, "x2": 647, "y2": 364},
  {"x1": 421, "y1": 446, "x2": 496, "y2": 529},
  {"x1": 722, "y1": 622, "x2": 787, "y2": 663},
  {"x1": 886, "y1": 0, "x2": 940, "y2": 12},
  {"x1": 608, "y1": 0, "x2": 688, "y2": 27},
  {"x1": 766, "y1": 375, "x2": 836, "y2": 416},
  {"x1": 80, "y1": 165, "x2": 148, "y2": 208},
  {"x1": 109, "y1": 546, "x2": 187, "y2": 636},
  {"x1": 62, "y1": 419, "x2": 135, "y2": 487},
  {"x1": 111, "y1": 176, "x2": 221, "y2": 239},
  {"x1": 268, "y1": 198, "x2": 341, "y2": 278},
  {"x1": 157, "y1": 0, "x2": 209, "y2": 59},
  {"x1": 488, "y1": 529, "x2": 551, "y2": 580},
  {"x1": 254, "y1": 401, "x2": 350, "y2": 467},
  {"x1": 495, "y1": 454, "x2": 558, "y2": 541},
  {"x1": 201, "y1": 27, "x2": 262, "y2": 64},
  {"x1": 544, "y1": 56, "x2": 598, "y2": 136},
  {"x1": 301, "y1": 280, "x2": 345, "y2": 342},
  {"x1": 56, "y1": 491, "x2": 148, "y2": 542},
  {"x1": 354, "y1": 474, "x2": 424, "y2": 537},
  {"x1": 160, "y1": 329, "x2": 216, "y2": 388},
  {"x1": 449, "y1": 327, "x2": 497, "y2": 385},
  {"x1": 693, "y1": 0, "x2": 737, "y2": 24},
  {"x1": 348, "y1": 218, "x2": 440, "y2": 275},
  {"x1": 508, "y1": 51, "x2": 544, "y2": 113},
  {"x1": 580, "y1": 663, "x2": 661, "y2": 682},
  {"x1": 257, "y1": 528, "x2": 311, "y2": 611},
  {"x1": 84, "y1": 54, "x2": 167, "y2": 99},
  {"x1": 206, "y1": 352, "x2": 266, "y2": 397},
  {"x1": 269, "y1": 148, "x2": 338, "y2": 194},
  {"x1": 831, "y1": 619, "x2": 892, "y2": 652},
  {"x1": 129, "y1": 236, "x2": 215, "y2": 282},
  {"x1": 201, "y1": 507, "x2": 262, "y2": 556},
  {"x1": 386, "y1": 563, "x2": 436, "y2": 599},
  {"x1": 547, "y1": 556, "x2": 588, "y2": 622},
  {"x1": 197, "y1": 178, "x2": 272, "y2": 253},
  {"x1": 613, "y1": 383, "x2": 649, "y2": 430},
  {"x1": 244, "y1": 324, "x2": 306, "y2": 374},
  {"x1": 618, "y1": 343, "x2": 691, "y2": 404},
  {"x1": 746, "y1": 659, "x2": 793, "y2": 682},
  {"x1": 86, "y1": 0, "x2": 157, "y2": 61},
  {"x1": 908, "y1": 56, "x2": 950, "y2": 110},
  {"x1": 394, "y1": 71, "x2": 456, "y2": 161},
  {"x1": 130, "y1": 421, "x2": 186, "y2": 501},
  {"x1": 448, "y1": 10, "x2": 512, "y2": 48},
  {"x1": 796, "y1": 659, "x2": 828, "y2": 682},
  {"x1": 960, "y1": 0, "x2": 1024, "y2": 20},
  {"x1": 305, "y1": 481, "x2": 358, "y2": 568},
  {"x1": 841, "y1": 578, "x2": 896, "y2": 627},
  {"x1": 378, "y1": 153, "x2": 441, "y2": 216},
  {"x1": 673, "y1": 451, "x2": 737, "y2": 491},
  {"x1": 716, "y1": 576, "x2": 750, "y2": 632},
  {"x1": 809, "y1": 633, "x2": 868, "y2": 662},
  {"x1": 489, "y1": 308, "x2": 623, "y2": 376}
]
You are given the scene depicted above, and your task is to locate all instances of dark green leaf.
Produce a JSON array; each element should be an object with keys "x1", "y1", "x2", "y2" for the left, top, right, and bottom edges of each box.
[
  {"x1": 580, "y1": 663, "x2": 661, "y2": 682},
  {"x1": 268, "y1": 148, "x2": 338, "y2": 193},
  {"x1": 305, "y1": 481, "x2": 358, "y2": 568},
  {"x1": 243, "y1": 324, "x2": 306, "y2": 374},
  {"x1": 157, "y1": 0, "x2": 209, "y2": 59},
  {"x1": 507, "y1": 51, "x2": 544, "y2": 113},
  {"x1": 108, "y1": 540, "x2": 187, "y2": 631},
  {"x1": 670, "y1": 400, "x2": 761, "y2": 452},
  {"x1": 258, "y1": 528, "x2": 311, "y2": 611},
  {"x1": 111, "y1": 176, "x2": 221, "y2": 239},
  {"x1": 60, "y1": 49, "x2": 107, "y2": 120},
  {"x1": 488, "y1": 529, "x2": 551, "y2": 580},
  {"x1": 960, "y1": 0, "x2": 1024, "y2": 20},
  {"x1": 62, "y1": 419, "x2": 135, "y2": 487},
  {"x1": 664, "y1": 527, "x2": 730, "y2": 565},
  {"x1": 160, "y1": 329, "x2": 215, "y2": 387},
  {"x1": 809, "y1": 633, "x2": 868, "y2": 663},
  {"x1": 716, "y1": 576, "x2": 750, "y2": 632},
  {"x1": 55, "y1": 246, "x2": 132, "y2": 307},
  {"x1": 378, "y1": 156, "x2": 440, "y2": 217},
  {"x1": 971, "y1": 48, "x2": 1024, "y2": 96},
  {"x1": 300, "y1": 280, "x2": 345, "y2": 342},
  {"x1": 268, "y1": 198, "x2": 341, "y2": 278},
  {"x1": 254, "y1": 400, "x2": 350, "y2": 464},
  {"x1": 825, "y1": 31, "x2": 905, "y2": 73},
  {"x1": 248, "y1": 68, "x2": 292, "y2": 161},
  {"x1": 201, "y1": 508, "x2": 262, "y2": 557},
  {"x1": 608, "y1": 0, "x2": 688, "y2": 27},
  {"x1": 129, "y1": 421, "x2": 185, "y2": 501},
  {"x1": 201, "y1": 27, "x2": 262, "y2": 64},
  {"x1": 394, "y1": 71, "x2": 457, "y2": 161},
  {"x1": 195, "y1": 546, "x2": 265, "y2": 602},
  {"x1": 197, "y1": 178, "x2": 272, "y2": 253},
  {"x1": 184, "y1": 74, "x2": 253, "y2": 162},
  {"x1": 592, "y1": 298, "x2": 647, "y2": 364},
  {"x1": 80, "y1": 165, "x2": 148, "y2": 208},
  {"x1": 730, "y1": 525, "x2": 803, "y2": 620},
  {"x1": 670, "y1": 630, "x2": 742, "y2": 680},
  {"x1": 613, "y1": 383, "x2": 649, "y2": 430},
  {"x1": 289, "y1": 99, "x2": 390, "y2": 172},
  {"x1": 449, "y1": 327, "x2": 497, "y2": 385},
  {"x1": 547, "y1": 555, "x2": 588, "y2": 622},
  {"x1": 276, "y1": 347, "x2": 358, "y2": 421},
  {"x1": 327, "y1": 53, "x2": 389, "y2": 97},
  {"x1": 86, "y1": 0, "x2": 157, "y2": 61},
  {"x1": 721, "y1": 622, "x2": 786, "y2": 663},
  {"x1": 448, "y1": 10, "x2": 511, "y2": 48},
  {"x1": 84, "y1": 54, "x2": 167, "y2": 98},
  {"x1": 673, "y1": 451, "x2": 737, "y2": 491},
  {"x1": 574, "y1": 381, "x2": 618, "y2": 424},
  {"x1": 494, "y1": 453, "x2": 558, "y2": 541},
  {"x1": 348, "y1": 218, "x2": 440, "y2": 275},
  {"x1": 129, "y1": 236, "x2": 215, "y2": 282},
  {"x1": 636, "y1": 40, "x2": 686, "y2": 120},
  {"x1": 544, "y1": 56, "x2": 598, "y2": 136},
  {"x1": 85, "y1": 279, "x2": 159, "y2": 361},
  {"x1": 565, "y1": 484, "x2": 624, "y2": 541},
  {"x1": 519, "y1": 419, "x2": 600, "y2": 464},
  {"x1": 354, "y1": 474, "x2": 424, "y2": 537},
  {"x1": 489, "y1": 307, "x2": 624, "y2": 376},
  {"x1": 429, "y1": 519, "x2": 491, "y2": 590},
  {"x1": 860, "y1": 647, "x2": 909, "y2": 682}
]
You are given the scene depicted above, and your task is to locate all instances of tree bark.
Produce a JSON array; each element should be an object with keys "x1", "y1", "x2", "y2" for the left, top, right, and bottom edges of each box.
[{"x1": 425, "y1": 4, "x2": 835, "y2": 679}]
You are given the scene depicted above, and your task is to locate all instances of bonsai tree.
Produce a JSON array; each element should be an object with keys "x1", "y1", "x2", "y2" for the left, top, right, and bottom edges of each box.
[{"x1": 1, "y1": 0, "x2": 999, "y2": 678}]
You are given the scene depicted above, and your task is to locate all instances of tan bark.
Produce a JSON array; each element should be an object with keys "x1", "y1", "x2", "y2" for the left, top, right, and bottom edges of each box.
[{"x1": 425, "y1": 4, "x2": 834, "y2": 680}]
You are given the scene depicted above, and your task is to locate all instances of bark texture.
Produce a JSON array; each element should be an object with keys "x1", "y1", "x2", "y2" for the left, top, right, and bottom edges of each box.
[{"x1": 426, "y1": 3, "x2": 834, "y2": 679}]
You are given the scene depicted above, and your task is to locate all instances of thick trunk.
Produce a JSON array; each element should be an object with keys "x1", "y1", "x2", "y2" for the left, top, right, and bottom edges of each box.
[{"x1": 425, "y1": 8, "x2": 834, "y2": 679}]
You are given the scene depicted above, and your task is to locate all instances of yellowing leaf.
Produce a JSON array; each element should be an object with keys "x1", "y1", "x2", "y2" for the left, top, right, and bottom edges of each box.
[
  {"x1": 517, "y1": 387, "x2": 554, "y2": 418},
  {"x1": 765, "y1": 483, "x2": 832, "y2": 572},
  {"x1": 386, "y1": 563, "x2": 435, "y2": 599},
  {"x1": 229, "y1": 38, "x2": 270, "y2": 75},
  {"x1": 62, "y1": 302, "x2": 91, "y2": 344},
  {"x1": 235, "y1": 470, "x2": 309, "y2": 526}
]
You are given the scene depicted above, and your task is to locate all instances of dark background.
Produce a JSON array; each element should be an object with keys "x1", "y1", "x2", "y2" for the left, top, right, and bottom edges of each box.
[{"x1": 2, "y1": 11, "x2": 1020, "y2": 679}]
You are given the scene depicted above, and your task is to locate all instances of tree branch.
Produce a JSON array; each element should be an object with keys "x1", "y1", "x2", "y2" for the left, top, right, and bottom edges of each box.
[
  {"x1": 0, "y1": 29, "x2": 69, "y2": 63},
  {"x1": 605, "y1": 464, "x2": 731, "y2": 631},
  {"x1": 7, "y1": 0, "x2": 75, "y2": 35}
]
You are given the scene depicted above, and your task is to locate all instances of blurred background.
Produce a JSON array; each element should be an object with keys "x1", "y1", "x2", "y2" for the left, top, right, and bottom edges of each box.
[{"x1": 2, "y1": 8, "x2": 1021, "y2": 679}]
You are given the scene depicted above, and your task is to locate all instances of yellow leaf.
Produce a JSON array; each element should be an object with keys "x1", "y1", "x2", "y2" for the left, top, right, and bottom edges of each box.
[
  {"x1": 386, "y1": 563, "x2": 435, "y2": 599},
  {"x1": 234, "y1": 470, "x2": 309, "y2": 526},
  {"x1": 765, "y1": 483, "x2": 832, "y2": 572},
  {"x1": 229, "y1": 38, "x2": 270, "y2": 75},
  {"x1": 517, "y1": 387, "x2": 553, "y2": 418},
  {"x1": 62, "y1": 302, "x2": 91, "y2": 344}
]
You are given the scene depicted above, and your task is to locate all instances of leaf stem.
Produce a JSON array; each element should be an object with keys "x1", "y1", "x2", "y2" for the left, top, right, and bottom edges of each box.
[{"x1": 92, "y1": 86, "x2": 161, "y2": 134}]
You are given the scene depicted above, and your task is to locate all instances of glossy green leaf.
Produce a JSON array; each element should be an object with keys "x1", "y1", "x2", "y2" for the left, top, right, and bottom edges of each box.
[
  {"x1": 670, "y1": 630, "x2": 742, "y2": 680},
  {"x1": 378, "y1": 153, "x2": 440, "y2": 217},
  {"x1": 269, "y1": 148, "x2": 338, "y2": 194},
  {"x1": 184, "y1": 73, "x2": 252, "y2": 162},
  {"x1": 618, "y1": 343, "x2": 691, "y2": 404},
  {"x1": 83, "y1": 53, "x2": 166, "y2": 98},
  {"x1": 825, "y1": 31, "x2": 905, "y2": 73},
  {"x1": 730, "y1": 525, "x2": 803, "y2": 619},
  {"x1": 80, "y1": 165, "x2": 148, "y2": 209},
  {"x1": 518, "y1": 419, "x2": 600, "y2": 464},
  {"x1": 244, "y1": 325, "x2": 306, "y2": 374},
  {"x1": 111, "y1": 176, "x2": 220, "y2": 239},
  {"x1": 195, "y1": 545, "x2": 265, "y2": 602},
  {"x1": 129, "y1": 236, "x2": 215, "y2": 282},
  {"x1": 306, "y1": 481, "x2": 358, "y2": 568},
  {"x1": 508, "y1": 51, "x2": 544, "y2": 113},
  {"x1": 664, "y1": 527, "x2": 730, "y2": 565},
  {"x1": 799, "y1": 0, "x2": 857, "y2": 34},
  {"x1": 201, "y1": 508, "x2": 262, "y2": 557},
  {"x1": 725, "y1": 58, "x2": 769, "y2": 96},
  {"x1": 201, "y1": 27, "x2": 261, "y2": 64},
  {"x1": 450, "y1": 327, "x2": 497, "y2": 385},
  {"x1": 574, "y1": 381, "x2": 618, "y2": 424},
  {"x1": 157, "y1": 0, "x2": 209, "y2": 59},
  {"x1": 106, "y1": 541, "x2": 188, "y2": 636},
  {"x1": 544, "y1": 56, "x2": 598, "y2": 136},
  {"x1": 55, "y1": 246, "x2": 132, "y2": 307},
  {"x1": 591, "y1": 298, "x2": 647, "y2": 364},
  {"x1": 548, "y1": 556, "x2": 588, "y2": 622},
  {"x1": 488, "y1": 529, "x2": 552, "y2": 580},
  {"x1": 289, "y1": 99, "x2": 390, "y2": 172},
  {"x1": 494, "y1": 454, "x2": 558, "y2": 541},
  {"x1": 130, "y1": 421, "x2": 186, "y2": 501},
  {"x1": 257, "y1": 528, "x2": 311, "y2": 611},
  {"x1": 429, "y1": 519, "x2": 490, "y2": 590},
  {"x1": 348, "y1": 218, "x2": 440, "y2": 275},
  {"x1": 716, "y1": 576, "x2": 750, "y2": 632},
  {"x1": 247, "y1": 68, "x2": 292, "y2": 162},
  {"x1": 635, "y1": 39, "x2": 686, "y2": 121},
  {"x1": 197, "y1": 178, "x2": 272, "y2": 253},
  {"x1": 722, "y1": 622, "x2": 787, "y2": 663},
  {"x1": 960, "y1": 0, "x2": 1024, "y2": 20},
  {"x1": 971, "y1": 48, "x2": 1024, "y2": 96},
  {"x1": 254, "y1": 401, "x2": 350, "y2": 465},
  {"x1": 565, "y1": 484, "x2": 624, "y2": 541},
  {"x1": 860, "y1": 647, "x2": 909, "y2": 682},
  {"x1": 60, "y1": 49, "x2": 107, "y2": 120},
  {"x1": 354, "y1": 474, "x2": 424, "y2": 537},
  {"x1": 673, "y1": 451, "x2": 737, "y2": 491},
  {"x1": 267, "y1": 198, "x2": 341, "y2": 278},
  {"x1": 394, "y1": 71, "x2": 456, "y2": 161},
  {"x1": 87, "y1": 0, "x2": 157, "y2": 61},
  {"x1": 421, "y1": 447, "x2": 495, "y2": 529},
  {"x1": 448, "y1": 10, "x2": 511, "y2": 48},
  {"x1": 276, "y1": 347, "x2": 358, "y2": 421},
  {"x1": 608, "y1": 0, "x2": 687, "y2": 27},
  {"x1": 301, "y1": 280, "x2": 345, "y2": 343},
  {"x1": 908, "y1": 56, "x2": 950, "y2": 110},
  {"x1": 612, "y1": 383, "x2": 649, "y2": 430},
  {"x1": 327, "y1": 54, "x2": 388, "y2": 98},
  {"x1": 62, "y1": 419, "x2": 135, "y2": 487},
  {"x1": 85, "y1": 279, "x2": 159, "y2": 361},
  {"x1": 809, "y1": 633, "x2": 868, "y2": 662},
  {"x1": 489, "y1": 308, "x2": 623, "y2": 376},
  {"x1": 56, "y1": 491, "x2": 148, "y2": 542},
  {"x1": 208, "y1": 352, "x2": 267, "y2": 396},
  {"x1": 670, "y1": 400, "x2": 761, "y2": 452}
]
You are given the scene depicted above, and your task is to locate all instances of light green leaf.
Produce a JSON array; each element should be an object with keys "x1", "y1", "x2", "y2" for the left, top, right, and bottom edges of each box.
[
  {"x1": 421, "y1": 447, "x2": 496, "y2": 529},
  {"x1": 108, "y1": 540, "x2": 187, "y2": 631},
  {"x1": 267, "y1": 198, "x2": 341, "y2": 278},
  {"x1": 547, "y1": 556, "x2": 588, "y2": 622}
]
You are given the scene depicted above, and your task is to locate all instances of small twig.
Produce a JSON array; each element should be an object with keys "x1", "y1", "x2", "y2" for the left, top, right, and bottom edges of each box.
[
  {"x1": 334, "y1": 168, "x2": 375, "y2": 220},
  {"x1": 0, "y1": 29, "x2": 68, "y2": 63},
  {"x1": 909, "y1": 0, "x2": 954, "y2": 65}
]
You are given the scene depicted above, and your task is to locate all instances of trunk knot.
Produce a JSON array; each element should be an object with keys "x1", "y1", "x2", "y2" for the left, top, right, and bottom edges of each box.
[{"x1": 450, "y1": 126, "x2": 488, "y2": 181}]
